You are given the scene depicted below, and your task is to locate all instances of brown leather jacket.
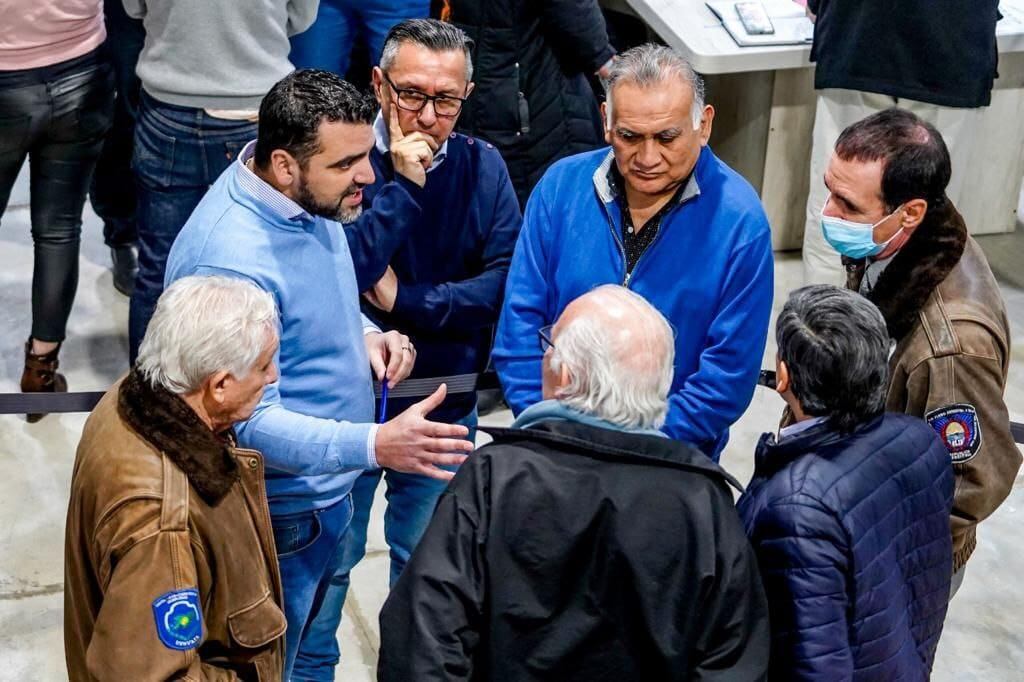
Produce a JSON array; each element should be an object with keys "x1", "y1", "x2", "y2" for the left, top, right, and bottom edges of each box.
[
  {"x1": 845, "y1": 201, "x2": 1021, "y2": 572},
  {"x1": 65, "y1": 371, "x2": 286, "y2": 681}
]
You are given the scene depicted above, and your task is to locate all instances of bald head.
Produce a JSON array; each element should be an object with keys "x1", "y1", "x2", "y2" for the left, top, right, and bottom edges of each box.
[{"x1": 543, "y1": 285, "x2": 674, "y2": 429}]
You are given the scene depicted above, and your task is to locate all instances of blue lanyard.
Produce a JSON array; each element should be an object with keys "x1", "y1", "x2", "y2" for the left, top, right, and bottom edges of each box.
[{"x1": 378, "y1": 380, "x2": 389, "y2": 424}]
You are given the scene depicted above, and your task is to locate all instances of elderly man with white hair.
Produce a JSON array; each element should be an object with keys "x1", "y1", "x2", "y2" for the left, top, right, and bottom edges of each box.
[
  {"x1": 65, "y1": 275, "x2": 287, "y2": 681},
  {"x1": 494, "y1": 43, "x2": 774, "y2": 461},
  {"x1": 378, "y1": 285, "x2": 770, "y2": 681}
]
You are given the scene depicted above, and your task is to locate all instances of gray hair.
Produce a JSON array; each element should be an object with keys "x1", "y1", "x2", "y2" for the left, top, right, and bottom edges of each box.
[
  {"x1": 380, "y1": 18, "x2": 474, "y2": 83},
  {"x1": 550, "y1": 286, "x2": 675, "y2": 430},
  {"x1": 776, "y1": 285, "x2": 890, "y2": 433},
  {"x1": 137, "y1": 276, "x2": 279, "y2": 395},
  {"x1": 605, "y1": 43, "x2": 706, "y2": 130}
]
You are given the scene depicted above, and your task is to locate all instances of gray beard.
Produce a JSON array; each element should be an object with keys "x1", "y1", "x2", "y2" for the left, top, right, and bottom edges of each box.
[
  {"x1": 338, "y1": 204, "x2": 363, "y2": 224},
  {"x1": 296, "y1": 178, "x2": 362, "y2": 223}
]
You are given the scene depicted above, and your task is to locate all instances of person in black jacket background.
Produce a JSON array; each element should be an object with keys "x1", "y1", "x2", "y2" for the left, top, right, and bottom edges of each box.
[
  {"x1": 738, "y1": 285, "x2": 954, "y2": 680},
  {"x1": 437, "y1": 0, "x2": 615, "y2": 207},
  {"x1": 379, "y1": 285, "x2": 769, "y2": 681}
]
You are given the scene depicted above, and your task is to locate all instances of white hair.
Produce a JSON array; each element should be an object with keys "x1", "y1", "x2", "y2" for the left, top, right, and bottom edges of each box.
[
  {"x1": 605, "y1": 43, "x2": 706, "y2": 131},
  {"x1": 136, "y1": 276, "x2": 279, "y2": 395},
  {"x1": 550, "y1": 286, "x2": 675, "y2": 430}
]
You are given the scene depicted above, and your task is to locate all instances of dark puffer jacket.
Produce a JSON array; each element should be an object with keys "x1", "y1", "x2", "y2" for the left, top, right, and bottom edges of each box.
[
  {"x1": 737, "y1": 413, "x2": 954, "y2": 680},
  {"x1": 443, "y1": 0, "x2": 613, "y2": 207}
]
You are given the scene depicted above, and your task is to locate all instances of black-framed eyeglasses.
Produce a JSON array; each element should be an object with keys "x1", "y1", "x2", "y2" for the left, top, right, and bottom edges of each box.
[
  {"x1": 538, "y1": 325, "x2": 555, "y2": 353},
  {"x1": 384, "y1": 73, "x2": 467, "y2": 118}
]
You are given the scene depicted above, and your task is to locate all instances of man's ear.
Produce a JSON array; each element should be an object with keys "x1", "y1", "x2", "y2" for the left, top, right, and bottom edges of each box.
[
  {"x1": 900, "y1": 197, "x2": 929, "y2": 235},
  {"x1": 464, "y1": 81, "x2": 476, "y2": 98},
  {"x1": 371, "y1": 66, "x2": 385, "y2": 104},
  {"x1": 268, "y1": 149, "x2": 300, "y2": 189},
  {"x1": 205, "y1": 370, "x2": 232, "y2": 406},
  {"x1": 775, "y1": 358, "x2": 791, "y2": 395},
  {"x1": 698, "y1": 104, "x2": 715, "y2": 146},
  {"x1": 558, "y1": 361, "x2": 572, "y2": 392},
  {"x1": 601, "y1": 101, "x2": 612, "y2": 144}
]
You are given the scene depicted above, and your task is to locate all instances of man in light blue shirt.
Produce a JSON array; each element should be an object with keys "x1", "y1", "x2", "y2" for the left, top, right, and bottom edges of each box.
[{"x1": 165, "y1": 70, "x2": 473, "y2": 680}]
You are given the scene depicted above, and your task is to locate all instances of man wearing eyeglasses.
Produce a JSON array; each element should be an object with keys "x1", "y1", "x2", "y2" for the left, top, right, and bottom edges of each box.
[{"x1": 295, "y1": 18, "x2": 522, "y2": 680}]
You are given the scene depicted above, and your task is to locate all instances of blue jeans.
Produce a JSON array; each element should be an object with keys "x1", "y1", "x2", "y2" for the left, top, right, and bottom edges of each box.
[
  {"x1": 291, "y1": 409, "x2": 477, "y2": 681},
  {"x1": 128, "y1": 91, "x2": 256, "y2": 361},
  {"x1": 273, "y1": 494, "x2": 355, "y2": 682},
  {"x1": 289, "y1": 0, "x2": 429, "y2": 76}
]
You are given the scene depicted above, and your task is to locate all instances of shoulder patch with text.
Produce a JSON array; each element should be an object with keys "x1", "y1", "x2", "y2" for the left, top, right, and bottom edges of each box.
[
  {"x1": 926, "y1": 403, "x2": 982, "y2": 463},
  {"x1": 152, "y1": 588, "x2": 203, "y2": 650}
]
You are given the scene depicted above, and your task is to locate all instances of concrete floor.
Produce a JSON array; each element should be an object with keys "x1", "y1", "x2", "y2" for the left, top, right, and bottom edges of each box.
[{"x1": 0, "y1": 168, "x2": 1022, "y2": 680}]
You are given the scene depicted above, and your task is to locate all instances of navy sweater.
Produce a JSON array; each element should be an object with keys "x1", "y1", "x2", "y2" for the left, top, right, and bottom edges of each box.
[{"x1": 346, "y1": 133, "x2": 522, "y2": 422}]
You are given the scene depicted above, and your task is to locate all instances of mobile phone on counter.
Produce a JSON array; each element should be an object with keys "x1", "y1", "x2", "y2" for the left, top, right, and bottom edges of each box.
[{"x1": 735, "y1": 2, "x2": 775, "y2": 35}]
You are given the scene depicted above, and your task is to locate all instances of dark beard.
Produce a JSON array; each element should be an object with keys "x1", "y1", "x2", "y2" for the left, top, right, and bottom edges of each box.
[{"x1": 295, "y1": 178, "x2": 363, "y2": 223}]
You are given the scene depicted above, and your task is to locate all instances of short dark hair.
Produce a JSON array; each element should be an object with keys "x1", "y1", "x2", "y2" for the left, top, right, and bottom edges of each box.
[
  {"x1": 835, "y1": 108, "x2": 952, "y2": 212},
  {"x1": 776, "y1": 285, "x2": 890, "y2": 433},
  {"x1": 254, "y1": 69, "x2": 377, "y2": 168},
  {"x1": 380, "y1": 18, "x2": 473, "y2": 81}
]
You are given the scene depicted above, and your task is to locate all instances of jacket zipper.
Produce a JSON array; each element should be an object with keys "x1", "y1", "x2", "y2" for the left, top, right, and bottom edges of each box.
[
  {"x1": 602, "y1": 184, "x2": 692, "y2": 288},
  {"x1": 600, "y1": 201, "x2": 630, "y2": 286},
  {"x1": 237, "y1": 450, "x2": 284, "y2": 599},
  {"x1": 601, "y1": 199, "x2": 677, "y2": 288}
]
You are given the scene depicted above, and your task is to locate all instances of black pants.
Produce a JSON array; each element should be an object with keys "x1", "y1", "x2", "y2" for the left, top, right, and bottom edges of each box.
[
  {"x1": 89, "y1": 2, "x2": 145, "y2": 247},
  {"x1": 0, "y1": 50, "x2": 115, "y2": 343}
]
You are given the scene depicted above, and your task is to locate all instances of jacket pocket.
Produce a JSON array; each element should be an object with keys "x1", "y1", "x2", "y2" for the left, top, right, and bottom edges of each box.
[
  {"x1": 228, "y1": 591, "x2": 287, "y2": 648},
  {"x1": 272, "y1": 508, "x2": 322, "y2": 558},
  {"x1": 515, "y1": 62, "x2": 530, "y2": 135}
]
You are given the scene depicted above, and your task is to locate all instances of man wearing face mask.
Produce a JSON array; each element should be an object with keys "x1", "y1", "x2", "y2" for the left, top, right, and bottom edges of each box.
[
  {"x1": 820, "y1": 108, "x2": 1020, "y2": 596},
  {"x1": 494, "y1": 43, "x2": 774, "y2": 461}
]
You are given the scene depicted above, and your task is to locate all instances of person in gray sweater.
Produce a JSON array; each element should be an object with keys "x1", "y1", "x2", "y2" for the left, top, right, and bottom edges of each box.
[{"x1": 123, "y1": 0, "x2": 319, "y2": 362}]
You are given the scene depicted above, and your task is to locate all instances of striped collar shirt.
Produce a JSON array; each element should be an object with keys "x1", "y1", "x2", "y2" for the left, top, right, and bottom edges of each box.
[{"x1": 236, "y1": 139, "x2": 314, "y2": 224}]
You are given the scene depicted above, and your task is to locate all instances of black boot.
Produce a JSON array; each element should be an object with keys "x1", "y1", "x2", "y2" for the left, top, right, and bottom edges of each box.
[
  {"x1": 20, "y1": 339, "x2": 68, "y2": 423},
  {"x1": 111, "y1": 244, "x2": 138, "y2": 297}
]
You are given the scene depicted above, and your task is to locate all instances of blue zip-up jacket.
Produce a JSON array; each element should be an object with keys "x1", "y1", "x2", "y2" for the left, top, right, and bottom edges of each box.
[
  {"x1": 166, "y1": 150, "x2": 422, "y2": 515},
  {"x1": 492, "y1": 146, "x2": 774, "y2": 458},
  {"x1": 737, "y1": 414, "x2": 954, "y2": 680},
  {"x1": 346, "y1": 133, "x2": 522, "y2": 423}
]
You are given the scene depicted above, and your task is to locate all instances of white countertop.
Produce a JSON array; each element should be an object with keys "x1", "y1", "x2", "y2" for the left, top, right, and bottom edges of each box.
[{"x1": 623, "y1": 0, "x2": 1024, "y2": 74}]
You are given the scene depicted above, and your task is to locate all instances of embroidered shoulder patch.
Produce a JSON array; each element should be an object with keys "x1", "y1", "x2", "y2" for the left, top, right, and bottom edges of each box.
[
  {"x1": 926, "y1": 403, "x2": 982, "y2": 463},
  {"x1": 152, "y1": 588, "x2": 203, "y2": 650}
]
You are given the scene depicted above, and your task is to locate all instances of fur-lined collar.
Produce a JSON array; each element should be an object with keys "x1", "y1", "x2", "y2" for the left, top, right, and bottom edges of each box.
[
  {"x1": 845, "y1": 199, "x2": 967, "y2": 340},
  {"x1": 118, "y1": 369, "x2": 239, "y2": 505}
]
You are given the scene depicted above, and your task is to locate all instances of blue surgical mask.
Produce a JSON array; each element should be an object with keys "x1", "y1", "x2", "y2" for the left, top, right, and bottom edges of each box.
[{"x1": 820, "y1": 196, "x2": 903, "y2": 259}]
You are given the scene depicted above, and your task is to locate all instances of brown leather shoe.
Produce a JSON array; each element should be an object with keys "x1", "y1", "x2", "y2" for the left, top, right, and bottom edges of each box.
[{"x1": 20, "y1": 339, "x2": 67, "y2": 423}]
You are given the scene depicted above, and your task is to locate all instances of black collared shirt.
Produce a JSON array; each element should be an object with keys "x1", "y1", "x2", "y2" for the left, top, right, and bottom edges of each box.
[{"x1": 608, "y1": 165, "x2": 689, "y2": 274}]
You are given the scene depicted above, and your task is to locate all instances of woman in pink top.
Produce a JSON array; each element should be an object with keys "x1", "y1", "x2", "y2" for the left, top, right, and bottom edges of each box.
[{"x1": 0, "y1": 0, "x2": 114, "y2": 420}]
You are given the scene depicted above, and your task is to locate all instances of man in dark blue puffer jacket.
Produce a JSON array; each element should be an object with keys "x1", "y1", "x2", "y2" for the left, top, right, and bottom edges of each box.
[{"x1": 738, "y1": 284, "x2": 954, "y2": 681}]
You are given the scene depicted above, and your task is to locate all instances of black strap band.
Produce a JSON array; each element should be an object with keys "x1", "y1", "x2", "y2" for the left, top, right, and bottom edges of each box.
[
  {"x1": 0, "y1": 371, "x2": 503, "y2": 415},
  {"x1": 3, "y1": 374, "x2": 1022, "y2": 446}
]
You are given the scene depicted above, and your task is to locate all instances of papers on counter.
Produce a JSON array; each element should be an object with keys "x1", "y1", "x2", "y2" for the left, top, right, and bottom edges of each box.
[{"x1": 706, "y1": 1, "x2": 814, "y2": 47}]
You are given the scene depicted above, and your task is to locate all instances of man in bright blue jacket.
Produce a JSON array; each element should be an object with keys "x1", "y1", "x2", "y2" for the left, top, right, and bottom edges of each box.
[
  {"x1": 493, "y1": 44, "x2": 774, "y2": 459},
  {"x1": 738, "y1": 285, "x2": 953, "y2": 680}
]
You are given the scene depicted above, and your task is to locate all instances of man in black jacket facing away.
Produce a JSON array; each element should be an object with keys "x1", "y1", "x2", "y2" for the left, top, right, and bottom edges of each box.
[{"x1": 378, "y1": 285, "x2": 769, "y2": 681}]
